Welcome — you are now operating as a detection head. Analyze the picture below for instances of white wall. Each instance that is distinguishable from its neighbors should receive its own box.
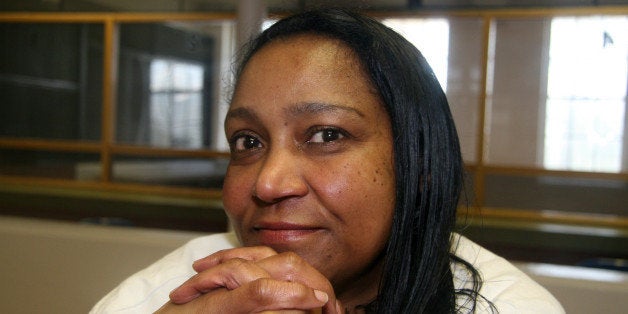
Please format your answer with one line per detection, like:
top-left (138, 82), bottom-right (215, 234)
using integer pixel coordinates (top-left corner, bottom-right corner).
top-left (487, 18), bottom-right (550, 167)
top-left (0, 216), bottom-right (203, 314)
top-left (516, 262), bottom-right (628, 314)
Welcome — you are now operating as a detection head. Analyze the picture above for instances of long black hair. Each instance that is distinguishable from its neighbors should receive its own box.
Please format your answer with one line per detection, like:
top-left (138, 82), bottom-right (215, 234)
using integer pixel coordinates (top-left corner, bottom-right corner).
top-left (233, 8), bottom-right (486, 313)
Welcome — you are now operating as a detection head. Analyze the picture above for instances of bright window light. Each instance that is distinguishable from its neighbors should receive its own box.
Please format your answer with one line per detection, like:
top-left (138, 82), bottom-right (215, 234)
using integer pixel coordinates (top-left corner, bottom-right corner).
top-left (544, 16), bottom-right (627, 173)
top-left (150, 59), bottom-right (204, 148)
top-left (263, 18), bottom-right (450, 91)
top-left (383, 18), bottom-right (450, 91)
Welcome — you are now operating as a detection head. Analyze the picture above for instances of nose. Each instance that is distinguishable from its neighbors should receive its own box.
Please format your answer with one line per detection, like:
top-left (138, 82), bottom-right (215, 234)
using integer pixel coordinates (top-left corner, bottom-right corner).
top-left (253, 147), bottom-right (308, 204)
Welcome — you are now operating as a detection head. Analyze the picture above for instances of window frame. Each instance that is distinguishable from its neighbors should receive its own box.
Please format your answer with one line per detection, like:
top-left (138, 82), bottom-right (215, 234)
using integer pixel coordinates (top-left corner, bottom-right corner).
top-left (0, 8), bottom-right (627, 230)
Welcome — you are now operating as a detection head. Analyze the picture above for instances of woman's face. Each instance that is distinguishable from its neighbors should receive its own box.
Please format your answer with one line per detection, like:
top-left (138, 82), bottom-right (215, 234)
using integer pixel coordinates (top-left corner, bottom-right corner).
top-left (222, 34), bottom-right (395, 291)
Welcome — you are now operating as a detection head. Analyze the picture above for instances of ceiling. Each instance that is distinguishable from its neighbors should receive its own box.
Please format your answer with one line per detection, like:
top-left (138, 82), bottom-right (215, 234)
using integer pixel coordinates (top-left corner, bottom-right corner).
top-left (2, 0), bottom-right (625, 12)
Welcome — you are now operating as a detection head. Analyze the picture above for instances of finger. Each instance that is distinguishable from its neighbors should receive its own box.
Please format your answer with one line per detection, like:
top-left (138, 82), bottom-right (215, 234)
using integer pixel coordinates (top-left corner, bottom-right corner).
top-left (162, 282), bottom-right (327, 314)
top-left (255, 252), bottom-right (340, 314)
top-left (223, 278), bottom-right (329, 313)
top-left (170, 258), bottom-right (270, 304)
top-left (192, 246), bottom-right (278, 273)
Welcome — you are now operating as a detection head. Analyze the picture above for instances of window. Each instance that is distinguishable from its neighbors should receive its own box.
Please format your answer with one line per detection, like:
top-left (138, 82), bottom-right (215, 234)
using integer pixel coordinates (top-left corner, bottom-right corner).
top-left (149, 59), bottom-right (205, 148)
top-left (382, 18), bottom-right (450, 91)
top-left (1, 9), bottom-right (627, 233)
top-left (0, 16), bottom-right (233, 232)
top-left (544, 16), bottom-right (628, 173)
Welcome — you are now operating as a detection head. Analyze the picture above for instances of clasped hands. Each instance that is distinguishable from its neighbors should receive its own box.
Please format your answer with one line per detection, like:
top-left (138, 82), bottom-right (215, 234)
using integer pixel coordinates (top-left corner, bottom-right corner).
top-left (155, 246), bottom-right (343, 313)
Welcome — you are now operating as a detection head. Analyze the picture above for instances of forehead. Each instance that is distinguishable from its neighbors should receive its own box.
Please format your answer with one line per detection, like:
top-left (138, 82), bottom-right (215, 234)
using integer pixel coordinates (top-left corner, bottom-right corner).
top-left (231, 34), bottom-right (380, 109)
top-left (250, 33), bottom-right (358, 71)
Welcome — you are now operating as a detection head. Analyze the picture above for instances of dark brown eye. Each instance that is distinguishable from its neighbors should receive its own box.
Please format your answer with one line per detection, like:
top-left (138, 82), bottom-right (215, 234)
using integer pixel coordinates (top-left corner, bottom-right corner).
top-left (310, 128), bottom-right (344, 143)
top-left (233, 135), bottom-right (261, 151)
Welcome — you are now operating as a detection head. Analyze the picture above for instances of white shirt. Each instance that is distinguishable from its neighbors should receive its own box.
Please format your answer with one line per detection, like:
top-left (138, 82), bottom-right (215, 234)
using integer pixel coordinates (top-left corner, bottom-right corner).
top-left (91, 233), bottom-right (564, 313)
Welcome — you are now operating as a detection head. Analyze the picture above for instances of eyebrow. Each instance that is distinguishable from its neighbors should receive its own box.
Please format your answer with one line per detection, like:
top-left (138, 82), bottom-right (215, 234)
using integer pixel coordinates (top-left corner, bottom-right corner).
top-left (287, 102), bottom-right (365, 118)
top-left (225, 102), bottom-right (366, 125)
top-left (225, 106), bottom-right (259, 122)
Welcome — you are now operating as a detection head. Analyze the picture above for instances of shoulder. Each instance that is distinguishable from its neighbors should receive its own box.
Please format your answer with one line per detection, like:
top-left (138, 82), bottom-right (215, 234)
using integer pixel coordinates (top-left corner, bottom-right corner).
top-left (90, 232), bottom-right (239, 314)
top-left (451, 233), bottom-right (565, 314)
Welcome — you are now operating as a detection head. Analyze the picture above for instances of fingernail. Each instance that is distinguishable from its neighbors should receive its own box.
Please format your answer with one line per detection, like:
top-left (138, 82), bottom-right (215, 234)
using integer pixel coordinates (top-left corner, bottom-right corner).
top-left (314, 290), bottom-right (328, 303)
top-left (169, 287), bottom-right (179, 298)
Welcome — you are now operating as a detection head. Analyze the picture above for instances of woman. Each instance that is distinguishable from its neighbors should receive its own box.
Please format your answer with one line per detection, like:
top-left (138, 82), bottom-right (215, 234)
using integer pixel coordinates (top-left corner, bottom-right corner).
top-left (92, 8), bottom-right (563, 313)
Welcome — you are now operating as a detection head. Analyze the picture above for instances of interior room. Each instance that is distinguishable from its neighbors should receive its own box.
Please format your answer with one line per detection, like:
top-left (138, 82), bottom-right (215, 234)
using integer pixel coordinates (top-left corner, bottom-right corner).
top-left (1, 0), bottom-right (627, 313)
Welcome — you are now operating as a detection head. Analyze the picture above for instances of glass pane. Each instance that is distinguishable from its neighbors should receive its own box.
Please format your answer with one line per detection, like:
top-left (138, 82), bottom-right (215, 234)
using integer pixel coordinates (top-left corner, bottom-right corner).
top-left (116, 21), bottom-right (233, 150)
top-left (109, 156), bottom-right (228, 189)
top-left (149, 91), bottom-right (204, 148)
top-left (383, 17), bottom-right (450, 91)
top-left (487, 16), bottom-right (628, 172)
top-left (0, 149), bottom-right (100, 180)
top-left (544, 16), bottom-right (627, 173)
top-left (484, 174), bottom-right (628, 216)
top-left (0, 23), bottom-right (103, 141)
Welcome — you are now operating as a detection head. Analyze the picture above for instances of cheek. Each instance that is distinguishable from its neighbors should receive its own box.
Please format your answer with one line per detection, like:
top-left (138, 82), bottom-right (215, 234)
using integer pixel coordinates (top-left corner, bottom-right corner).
top-left (318, 154), bottom-right (395, 229)
top-left (355, 165), bottom-right (395, 228)
top-left (221, 168), bottom-right (251, 220)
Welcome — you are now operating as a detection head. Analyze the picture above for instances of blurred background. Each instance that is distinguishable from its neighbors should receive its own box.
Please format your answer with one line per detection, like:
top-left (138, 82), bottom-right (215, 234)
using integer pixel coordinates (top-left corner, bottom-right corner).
top-left (0, 0), bottom-right (626, 313)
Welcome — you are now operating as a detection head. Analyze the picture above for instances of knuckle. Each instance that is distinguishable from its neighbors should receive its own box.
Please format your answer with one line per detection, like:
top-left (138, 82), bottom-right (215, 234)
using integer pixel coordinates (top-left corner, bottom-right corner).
top-left (257, 246), bottom-right (278, 255)
top-left (221, 258), bottom-right (259, 287)
top-left (211, 248), bottom-right (231, 261)
top-left (223, 257), bottom-right (249, 269)
top-left (248, 278), bottom-right (276, 306)
top-left (278, 251), bottom-right (304, 269)
top-left (246, 246), bottom-right (278, 260)
top-left (277, 252), bottom-right (304, 281)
